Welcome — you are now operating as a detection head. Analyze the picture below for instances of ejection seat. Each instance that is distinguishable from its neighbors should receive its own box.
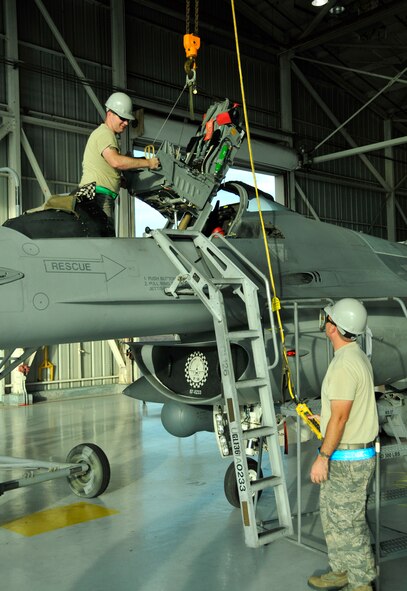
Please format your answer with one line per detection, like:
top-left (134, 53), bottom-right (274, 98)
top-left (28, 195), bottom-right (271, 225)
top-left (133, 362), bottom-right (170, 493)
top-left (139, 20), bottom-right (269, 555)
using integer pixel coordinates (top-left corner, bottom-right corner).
top-left (124, 98), bottom-right (245, 234)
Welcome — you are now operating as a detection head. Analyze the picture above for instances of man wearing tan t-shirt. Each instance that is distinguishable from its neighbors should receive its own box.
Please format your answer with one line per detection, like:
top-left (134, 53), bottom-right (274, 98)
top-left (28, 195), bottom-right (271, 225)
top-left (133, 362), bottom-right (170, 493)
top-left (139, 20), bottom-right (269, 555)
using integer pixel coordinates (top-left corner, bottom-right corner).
top-left (308, 298), bottom-right (378, 591)
top-left (80, 92), bottom-right (159, 230)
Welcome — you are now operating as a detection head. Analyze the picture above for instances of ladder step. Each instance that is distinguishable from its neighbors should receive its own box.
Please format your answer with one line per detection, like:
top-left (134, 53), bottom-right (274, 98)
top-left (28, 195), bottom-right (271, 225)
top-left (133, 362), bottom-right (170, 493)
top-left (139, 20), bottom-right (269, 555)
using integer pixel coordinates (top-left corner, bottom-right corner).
top-left (236, 378), bottom-right (268, 390)
top-left (380, 443), bottom-right (407, 460)
top-left (367, 486), bottom-right (407, 508)
top-left (242, 426), bottom-right (275, 440)
top-left (250, 475), bottom-right (283, 493)
top-left (257, 526), bottom-right (292, 546)
top-left (373, 535), bottom-right (407, 559)
top-left (211, 278), bottom-right (244, 285)
top-left (227, 330), bottom-right (261, 340)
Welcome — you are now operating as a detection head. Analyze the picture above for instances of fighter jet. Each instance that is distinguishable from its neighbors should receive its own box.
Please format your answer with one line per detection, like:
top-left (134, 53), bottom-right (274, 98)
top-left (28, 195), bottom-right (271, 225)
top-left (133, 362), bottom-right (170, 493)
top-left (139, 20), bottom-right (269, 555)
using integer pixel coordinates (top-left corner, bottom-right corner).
top-left (1, 99), bottom-right (407, 504)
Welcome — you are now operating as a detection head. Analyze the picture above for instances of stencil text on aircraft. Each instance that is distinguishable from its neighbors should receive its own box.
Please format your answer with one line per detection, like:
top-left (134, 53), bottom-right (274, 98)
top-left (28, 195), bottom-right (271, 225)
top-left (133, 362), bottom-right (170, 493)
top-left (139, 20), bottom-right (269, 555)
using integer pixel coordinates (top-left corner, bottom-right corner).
top-left (43, 256), bottom-right (125, 281)
top-left (144, 275), bottom-right (174, 291)
top-left (48, 261), bottom-right (91, 272)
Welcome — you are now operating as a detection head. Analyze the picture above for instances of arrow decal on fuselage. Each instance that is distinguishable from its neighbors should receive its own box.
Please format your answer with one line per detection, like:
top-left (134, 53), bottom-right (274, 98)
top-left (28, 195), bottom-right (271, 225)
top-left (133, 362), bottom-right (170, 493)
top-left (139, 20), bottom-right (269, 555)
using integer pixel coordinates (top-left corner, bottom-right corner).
top-left (43, 255), bottom-right (126, 281)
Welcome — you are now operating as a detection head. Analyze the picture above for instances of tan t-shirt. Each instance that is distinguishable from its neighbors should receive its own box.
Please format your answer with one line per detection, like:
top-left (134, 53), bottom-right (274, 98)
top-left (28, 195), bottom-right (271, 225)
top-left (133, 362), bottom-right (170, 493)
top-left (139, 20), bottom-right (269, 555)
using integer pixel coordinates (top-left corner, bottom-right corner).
top-left (320, 341), bottom-right (378, 443)
top-left (80, 123), bottom-right (120, 193)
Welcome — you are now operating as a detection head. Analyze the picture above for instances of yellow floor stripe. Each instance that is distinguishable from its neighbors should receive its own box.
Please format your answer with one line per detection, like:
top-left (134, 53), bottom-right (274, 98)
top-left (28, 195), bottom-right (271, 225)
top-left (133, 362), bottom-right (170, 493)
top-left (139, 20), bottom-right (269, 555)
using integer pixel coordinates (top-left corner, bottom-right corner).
top-left (2, 502), bottom-right (119, 537)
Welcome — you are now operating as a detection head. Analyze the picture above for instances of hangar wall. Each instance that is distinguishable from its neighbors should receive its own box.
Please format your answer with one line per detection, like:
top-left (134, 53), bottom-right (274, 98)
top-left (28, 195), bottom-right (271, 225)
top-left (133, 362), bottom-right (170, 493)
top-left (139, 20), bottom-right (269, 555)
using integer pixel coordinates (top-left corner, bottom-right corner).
top-left (1, 0), bottom-right (407, 394)
top-left (1, 1), bottom-right (406, 236)
top-left (291, 64), bottom-right (407, 240)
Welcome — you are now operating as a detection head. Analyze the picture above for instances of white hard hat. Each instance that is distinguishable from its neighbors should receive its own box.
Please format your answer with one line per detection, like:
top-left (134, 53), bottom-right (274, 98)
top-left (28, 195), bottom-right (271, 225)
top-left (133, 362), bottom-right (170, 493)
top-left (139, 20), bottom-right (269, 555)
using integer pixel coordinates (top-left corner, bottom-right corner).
top-left (105, 92), bottom-right (135, 120)
top-left (324, 298), bottom-right (367, 339)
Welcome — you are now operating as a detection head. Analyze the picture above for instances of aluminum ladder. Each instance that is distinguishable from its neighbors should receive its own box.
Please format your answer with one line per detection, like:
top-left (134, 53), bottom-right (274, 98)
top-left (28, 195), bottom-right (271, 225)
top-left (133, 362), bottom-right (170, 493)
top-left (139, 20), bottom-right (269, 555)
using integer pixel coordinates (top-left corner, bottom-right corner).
top-left (151, 228), bottom-right (293, 548)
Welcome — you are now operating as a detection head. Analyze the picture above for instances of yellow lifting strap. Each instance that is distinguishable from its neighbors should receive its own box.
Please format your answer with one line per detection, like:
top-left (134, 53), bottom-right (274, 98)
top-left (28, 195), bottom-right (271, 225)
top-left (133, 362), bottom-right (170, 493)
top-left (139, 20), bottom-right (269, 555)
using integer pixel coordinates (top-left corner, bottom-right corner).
top-left (144, 144), bottom-right (155, 159)
top-left (230, 0), bottom-right (322, 439)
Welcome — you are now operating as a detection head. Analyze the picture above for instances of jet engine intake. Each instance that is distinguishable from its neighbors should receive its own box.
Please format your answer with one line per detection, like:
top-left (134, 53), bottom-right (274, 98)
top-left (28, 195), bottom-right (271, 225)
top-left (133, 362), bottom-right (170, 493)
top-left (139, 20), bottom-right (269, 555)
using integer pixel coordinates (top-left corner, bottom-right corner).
top-left (126, 340), bottom-right (251, 404)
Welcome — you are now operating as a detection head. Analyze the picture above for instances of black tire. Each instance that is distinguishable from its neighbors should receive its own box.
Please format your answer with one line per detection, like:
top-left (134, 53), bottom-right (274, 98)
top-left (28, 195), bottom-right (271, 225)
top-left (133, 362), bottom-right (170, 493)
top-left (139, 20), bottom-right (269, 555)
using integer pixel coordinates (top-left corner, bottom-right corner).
top-left (66, 443), bottom-right (110, 498)
top-left (224, 457), bottom-right (263, 508)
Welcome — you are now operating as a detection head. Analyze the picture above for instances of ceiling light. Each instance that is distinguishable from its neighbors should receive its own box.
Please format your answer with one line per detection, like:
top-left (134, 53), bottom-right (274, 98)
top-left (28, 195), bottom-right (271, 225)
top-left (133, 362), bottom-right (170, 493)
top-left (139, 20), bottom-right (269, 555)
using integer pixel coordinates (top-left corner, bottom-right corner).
top-left (330, 4), bottom-right (345, 15)
top-left (312, 0), bottom-right (329, 6)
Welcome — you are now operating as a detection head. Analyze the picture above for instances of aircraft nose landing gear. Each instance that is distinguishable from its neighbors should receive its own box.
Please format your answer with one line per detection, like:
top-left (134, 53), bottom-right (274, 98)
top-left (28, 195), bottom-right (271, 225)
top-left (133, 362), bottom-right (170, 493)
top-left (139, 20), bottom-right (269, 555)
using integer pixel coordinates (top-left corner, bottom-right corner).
top-left (224, 457), bottom-right (263, 508)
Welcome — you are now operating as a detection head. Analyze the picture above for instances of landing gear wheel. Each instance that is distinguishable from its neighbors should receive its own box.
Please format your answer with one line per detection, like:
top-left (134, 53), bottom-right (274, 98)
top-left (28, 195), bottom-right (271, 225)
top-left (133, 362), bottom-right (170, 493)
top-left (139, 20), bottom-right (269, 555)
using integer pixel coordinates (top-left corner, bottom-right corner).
top-left (66, 443), bottom-right (110, 498)
top-left (224, 457), bottom-right (263, 508)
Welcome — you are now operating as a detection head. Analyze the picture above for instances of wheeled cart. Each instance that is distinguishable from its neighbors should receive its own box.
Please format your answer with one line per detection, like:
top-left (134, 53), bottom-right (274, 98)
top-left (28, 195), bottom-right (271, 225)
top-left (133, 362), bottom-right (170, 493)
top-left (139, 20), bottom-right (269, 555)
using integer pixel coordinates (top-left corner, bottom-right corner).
top-left (0, 443), bottom-right (110, 499)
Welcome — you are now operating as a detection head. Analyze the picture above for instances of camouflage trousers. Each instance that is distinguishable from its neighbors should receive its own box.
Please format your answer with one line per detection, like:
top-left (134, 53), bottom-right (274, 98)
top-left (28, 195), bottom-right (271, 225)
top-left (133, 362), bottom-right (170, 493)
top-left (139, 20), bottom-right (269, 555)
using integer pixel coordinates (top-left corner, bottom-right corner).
top-left (320, 456), bottom-right (376, 587)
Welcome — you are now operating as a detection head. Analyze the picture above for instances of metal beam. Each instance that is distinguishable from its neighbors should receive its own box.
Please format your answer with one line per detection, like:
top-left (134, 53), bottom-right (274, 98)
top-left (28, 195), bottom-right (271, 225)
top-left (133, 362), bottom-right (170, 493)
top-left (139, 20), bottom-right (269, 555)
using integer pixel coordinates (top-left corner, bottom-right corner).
top-left (0, 167), bottom-right (21, 216)
top-left (107, 339), bottom-right (132, 385)
top-left (227, 0), bottom-right (285, 45)
top-left (5, 0), bottom-right (21, 218)
top-left (295, 169), bottom-right (391, 195)
top-left (110, 0), bottom-right (134, 238)
top-left (396, 200), bottom-right (407, 228)
top-left (111, 0), bottom-right (126, 88)
top-left (298, 1), bottom-right (335, 41)
top-left (21, 114), bottom-right (93, 135)
top-left (395, 173), bottom-right (407, 192)
top-left (295, 56), bottom-right (407, 88)
top-left (313, 64), bottom-right (407, 153)
top-left (279, 53), bottom-right (295, 210)
top-left (33, 0), bottom-right (105, 119)
top-left (295, 182), bottom-right (320, 221)
top-left (312, 135), bottom-right (407, 164)
top-left (0, 121), bottom-right (14, 143)
top-left (293, 55), bottom-right (407, 136)
top-left (109, 0), bottom-right (135, 382)
top-left (0, 109), bottom-right (95, 135)
top-left (280, 53), bottom-right (293, 136)
top-left (292, 62), bottom-right (390, 192)
top-left (384, 120), bottom-right (396, 242)
top-left (20, 130), bottom-right (51, 199)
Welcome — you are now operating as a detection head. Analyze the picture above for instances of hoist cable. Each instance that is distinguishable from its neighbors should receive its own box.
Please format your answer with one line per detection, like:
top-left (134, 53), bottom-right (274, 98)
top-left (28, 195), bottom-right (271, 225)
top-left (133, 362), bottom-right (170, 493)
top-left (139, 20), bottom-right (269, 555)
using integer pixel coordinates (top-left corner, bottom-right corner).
top-left (185, 0), bottom-right (199, 34)
top-left (230, 0), bottom-right (321, 439)
top-left (152, 83), bottom-right (188, 148)
top-left (185, 0), bottom-right (199, 35)
top-left (184, 0), bottom-right (200, 120)
top-left (194, 0), bottom-right (199, 35)
top-left (186, 0), bottom-right (190, 33)
top-left (153, 0), bottom-right (200, 145)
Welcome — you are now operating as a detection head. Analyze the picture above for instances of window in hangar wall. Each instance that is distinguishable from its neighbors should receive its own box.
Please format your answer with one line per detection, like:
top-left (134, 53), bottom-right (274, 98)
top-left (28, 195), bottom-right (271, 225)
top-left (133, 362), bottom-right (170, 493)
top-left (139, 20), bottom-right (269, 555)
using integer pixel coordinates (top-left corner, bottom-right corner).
top-left (131, 150), bottom-right (276, 236)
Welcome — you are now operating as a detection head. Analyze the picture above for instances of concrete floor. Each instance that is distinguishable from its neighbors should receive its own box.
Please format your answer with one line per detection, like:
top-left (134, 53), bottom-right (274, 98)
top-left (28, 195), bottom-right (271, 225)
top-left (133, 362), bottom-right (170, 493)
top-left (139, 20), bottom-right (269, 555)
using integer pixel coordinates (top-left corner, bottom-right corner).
top-left (0, 393), bottom-right (405, 591)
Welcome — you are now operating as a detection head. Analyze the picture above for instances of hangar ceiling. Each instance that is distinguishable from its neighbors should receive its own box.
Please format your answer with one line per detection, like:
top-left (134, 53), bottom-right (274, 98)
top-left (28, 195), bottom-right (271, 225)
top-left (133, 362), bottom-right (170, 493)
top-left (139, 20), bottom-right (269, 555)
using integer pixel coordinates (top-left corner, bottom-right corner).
top-left (138, 0), bottom-right (407, 124)
top-left (125, 0), bottom-right (407, 241)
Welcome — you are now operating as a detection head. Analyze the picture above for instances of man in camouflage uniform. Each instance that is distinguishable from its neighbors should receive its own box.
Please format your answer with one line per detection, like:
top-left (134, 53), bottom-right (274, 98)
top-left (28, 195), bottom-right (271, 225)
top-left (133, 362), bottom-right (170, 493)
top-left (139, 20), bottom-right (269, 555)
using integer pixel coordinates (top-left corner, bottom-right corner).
top-left (308, 299), bottom-right (379, 591)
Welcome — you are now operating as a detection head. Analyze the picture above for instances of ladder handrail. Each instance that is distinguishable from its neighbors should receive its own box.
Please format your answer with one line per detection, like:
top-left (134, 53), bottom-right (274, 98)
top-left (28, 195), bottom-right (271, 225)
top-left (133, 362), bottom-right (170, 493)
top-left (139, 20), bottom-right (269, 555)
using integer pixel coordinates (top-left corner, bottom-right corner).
top-left (280, 295), bottom-right (407, 312)
top-left (208, 232), bottom-right (280, 369)
top-left (281, 295), bottom-right (407, 398)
